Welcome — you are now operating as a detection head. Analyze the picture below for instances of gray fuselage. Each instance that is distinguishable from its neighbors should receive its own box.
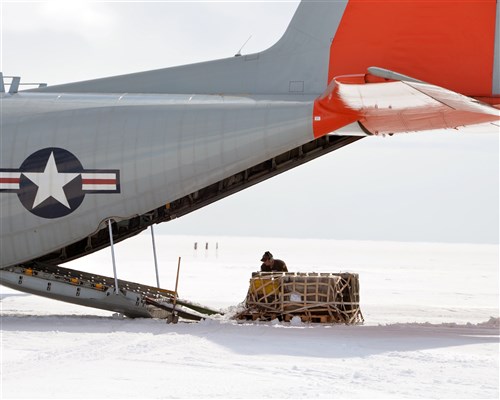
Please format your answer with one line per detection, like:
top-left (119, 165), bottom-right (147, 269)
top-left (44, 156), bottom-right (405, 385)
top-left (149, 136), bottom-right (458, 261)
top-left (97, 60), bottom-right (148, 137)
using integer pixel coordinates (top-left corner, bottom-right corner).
top-left (0, 92), bottom-right (315, 267)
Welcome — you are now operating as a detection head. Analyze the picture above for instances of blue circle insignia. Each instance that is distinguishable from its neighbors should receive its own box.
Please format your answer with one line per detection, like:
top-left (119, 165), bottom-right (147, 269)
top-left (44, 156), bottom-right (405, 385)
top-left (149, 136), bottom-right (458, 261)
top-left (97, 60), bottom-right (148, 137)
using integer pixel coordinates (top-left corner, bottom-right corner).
top-left (17, 148), bottom-right (85, 219)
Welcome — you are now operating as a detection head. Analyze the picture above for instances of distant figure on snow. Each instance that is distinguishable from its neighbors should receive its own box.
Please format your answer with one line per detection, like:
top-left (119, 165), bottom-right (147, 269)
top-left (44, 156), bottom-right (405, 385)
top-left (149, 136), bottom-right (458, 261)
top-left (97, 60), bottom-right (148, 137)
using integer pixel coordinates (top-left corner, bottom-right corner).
top-left (260, 251), bottom-right (288, 272)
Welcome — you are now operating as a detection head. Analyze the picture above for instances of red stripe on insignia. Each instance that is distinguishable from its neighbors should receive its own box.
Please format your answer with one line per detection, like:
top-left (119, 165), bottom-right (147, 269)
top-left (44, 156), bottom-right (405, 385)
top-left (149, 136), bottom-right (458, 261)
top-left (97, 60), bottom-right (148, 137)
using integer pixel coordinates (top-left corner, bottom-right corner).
top-left (0, 178), bottom-right (20, 183)
top-left (82, 179), bottom-right (116, 185)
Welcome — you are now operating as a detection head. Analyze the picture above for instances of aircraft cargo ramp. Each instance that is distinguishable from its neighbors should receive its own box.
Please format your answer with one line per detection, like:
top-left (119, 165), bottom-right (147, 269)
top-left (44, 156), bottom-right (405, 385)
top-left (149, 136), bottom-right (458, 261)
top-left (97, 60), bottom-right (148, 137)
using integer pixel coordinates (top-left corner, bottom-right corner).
top-left (0, 263), bottom-right (220, 320)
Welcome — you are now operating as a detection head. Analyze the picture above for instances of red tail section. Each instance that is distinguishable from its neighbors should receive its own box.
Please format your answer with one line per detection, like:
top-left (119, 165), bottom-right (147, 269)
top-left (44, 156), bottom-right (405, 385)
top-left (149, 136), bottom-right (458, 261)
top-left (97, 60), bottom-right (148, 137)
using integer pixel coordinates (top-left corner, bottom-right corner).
top-left (327, 0), bottom-right (497, 97)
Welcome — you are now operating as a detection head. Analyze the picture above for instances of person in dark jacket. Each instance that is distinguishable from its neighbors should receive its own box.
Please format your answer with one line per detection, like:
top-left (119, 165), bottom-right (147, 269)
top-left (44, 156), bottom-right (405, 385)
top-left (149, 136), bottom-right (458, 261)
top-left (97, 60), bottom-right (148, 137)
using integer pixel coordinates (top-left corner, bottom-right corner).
top-left (260, 251), bottom-right (288, 272)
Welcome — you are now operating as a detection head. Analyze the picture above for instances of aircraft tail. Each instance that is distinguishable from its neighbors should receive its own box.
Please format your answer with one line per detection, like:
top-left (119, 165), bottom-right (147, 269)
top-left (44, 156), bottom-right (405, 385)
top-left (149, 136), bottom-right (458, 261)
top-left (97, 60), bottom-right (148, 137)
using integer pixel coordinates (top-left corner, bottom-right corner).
top-left (34, 0), bottom-right (499, 100)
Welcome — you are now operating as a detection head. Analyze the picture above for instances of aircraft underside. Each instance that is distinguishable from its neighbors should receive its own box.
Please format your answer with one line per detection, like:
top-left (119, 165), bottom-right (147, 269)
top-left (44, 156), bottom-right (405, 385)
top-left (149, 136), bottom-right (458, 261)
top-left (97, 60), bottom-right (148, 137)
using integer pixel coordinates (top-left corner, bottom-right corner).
top-left (29, 133), bottom-right (362, 267)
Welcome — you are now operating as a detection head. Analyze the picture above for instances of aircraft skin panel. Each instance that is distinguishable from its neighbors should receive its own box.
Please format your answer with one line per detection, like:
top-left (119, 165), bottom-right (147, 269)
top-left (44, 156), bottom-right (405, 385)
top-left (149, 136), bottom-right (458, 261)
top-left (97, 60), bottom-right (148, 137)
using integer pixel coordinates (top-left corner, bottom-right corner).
top-left (0, 93), bottom-right (314, 267)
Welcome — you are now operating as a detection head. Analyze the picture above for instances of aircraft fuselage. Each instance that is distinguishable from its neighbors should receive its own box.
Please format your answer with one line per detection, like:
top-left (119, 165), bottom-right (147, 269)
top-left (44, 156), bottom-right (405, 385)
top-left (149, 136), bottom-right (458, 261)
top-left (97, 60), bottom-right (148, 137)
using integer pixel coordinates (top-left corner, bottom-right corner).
top-left (0, 92), bottom-right (314, 267)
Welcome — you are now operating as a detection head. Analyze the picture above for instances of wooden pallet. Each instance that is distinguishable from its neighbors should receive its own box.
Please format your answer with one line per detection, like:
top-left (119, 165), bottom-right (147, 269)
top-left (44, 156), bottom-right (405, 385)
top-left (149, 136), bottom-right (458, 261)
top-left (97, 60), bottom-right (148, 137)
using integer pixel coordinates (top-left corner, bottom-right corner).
top-left (236, 272), bottom-right (364, 324)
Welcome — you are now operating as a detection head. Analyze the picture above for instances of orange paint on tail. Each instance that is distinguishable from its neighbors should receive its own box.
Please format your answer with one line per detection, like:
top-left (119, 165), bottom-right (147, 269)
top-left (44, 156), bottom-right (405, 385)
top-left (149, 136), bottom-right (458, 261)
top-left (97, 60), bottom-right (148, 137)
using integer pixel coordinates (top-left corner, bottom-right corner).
top-left (328, 0), bottom-right (497, 97)
top-left (312, 76), bottom-right (367, 138)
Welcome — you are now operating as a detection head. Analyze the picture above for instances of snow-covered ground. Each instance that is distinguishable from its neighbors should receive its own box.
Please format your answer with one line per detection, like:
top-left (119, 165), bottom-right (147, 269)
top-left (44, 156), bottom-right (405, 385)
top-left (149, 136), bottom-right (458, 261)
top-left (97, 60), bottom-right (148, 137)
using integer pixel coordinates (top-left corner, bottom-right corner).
top-left (1, 235), bottom-right (499, 399)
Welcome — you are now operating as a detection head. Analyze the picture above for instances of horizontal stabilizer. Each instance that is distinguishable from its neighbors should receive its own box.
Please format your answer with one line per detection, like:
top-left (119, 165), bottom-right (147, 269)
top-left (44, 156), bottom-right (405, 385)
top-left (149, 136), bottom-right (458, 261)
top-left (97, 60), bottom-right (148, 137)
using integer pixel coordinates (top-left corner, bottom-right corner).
top-left (313, 68), bottom-right (500, 137)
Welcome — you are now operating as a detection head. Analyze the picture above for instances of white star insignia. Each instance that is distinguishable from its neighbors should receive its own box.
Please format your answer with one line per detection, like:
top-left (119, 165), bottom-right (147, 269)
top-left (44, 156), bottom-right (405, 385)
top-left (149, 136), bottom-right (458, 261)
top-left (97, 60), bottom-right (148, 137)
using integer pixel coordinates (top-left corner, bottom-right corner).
top-left (23, 152), bottom-right (79, 209)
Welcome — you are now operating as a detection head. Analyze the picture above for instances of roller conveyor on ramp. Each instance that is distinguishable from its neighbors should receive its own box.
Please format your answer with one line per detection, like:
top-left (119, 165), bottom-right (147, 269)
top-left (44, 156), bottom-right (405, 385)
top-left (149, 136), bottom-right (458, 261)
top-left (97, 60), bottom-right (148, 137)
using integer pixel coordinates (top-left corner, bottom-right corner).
top-left (0, 262), bottom-right (220, 321)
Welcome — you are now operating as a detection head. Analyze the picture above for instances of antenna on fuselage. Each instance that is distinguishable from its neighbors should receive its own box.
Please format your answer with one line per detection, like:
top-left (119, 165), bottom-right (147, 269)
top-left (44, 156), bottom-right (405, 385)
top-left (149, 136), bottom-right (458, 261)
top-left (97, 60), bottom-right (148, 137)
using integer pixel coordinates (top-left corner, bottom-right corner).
top-left (234, 35), bottom-right (252, 57)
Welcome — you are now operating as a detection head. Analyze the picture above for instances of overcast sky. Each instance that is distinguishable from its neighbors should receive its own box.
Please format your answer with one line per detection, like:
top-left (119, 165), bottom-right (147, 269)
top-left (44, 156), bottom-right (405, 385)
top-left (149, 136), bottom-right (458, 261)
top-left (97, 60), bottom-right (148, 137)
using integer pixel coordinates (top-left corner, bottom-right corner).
top-left (1, 1), bottom-right (498, 244)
